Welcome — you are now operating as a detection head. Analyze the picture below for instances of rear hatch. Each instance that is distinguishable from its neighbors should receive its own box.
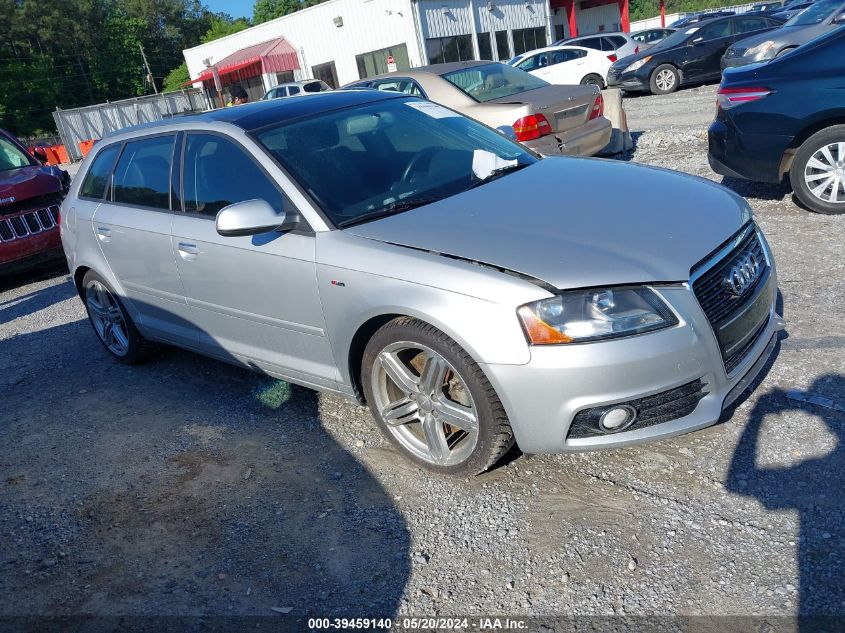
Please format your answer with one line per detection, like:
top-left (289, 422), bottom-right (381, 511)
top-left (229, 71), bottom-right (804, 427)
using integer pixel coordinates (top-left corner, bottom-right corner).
top-left (488, 84), bottom-right (598, 134)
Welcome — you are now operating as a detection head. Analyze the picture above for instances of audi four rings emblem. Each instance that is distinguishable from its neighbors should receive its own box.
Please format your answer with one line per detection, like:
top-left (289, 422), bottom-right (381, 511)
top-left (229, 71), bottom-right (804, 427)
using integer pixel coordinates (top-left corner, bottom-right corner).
top-left (726, 252), bottom-right (762, 296)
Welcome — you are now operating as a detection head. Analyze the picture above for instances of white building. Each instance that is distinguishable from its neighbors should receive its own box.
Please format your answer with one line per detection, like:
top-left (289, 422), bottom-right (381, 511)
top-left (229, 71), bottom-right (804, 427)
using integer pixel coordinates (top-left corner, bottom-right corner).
top-left (182, 0), bottom-right (630, 101)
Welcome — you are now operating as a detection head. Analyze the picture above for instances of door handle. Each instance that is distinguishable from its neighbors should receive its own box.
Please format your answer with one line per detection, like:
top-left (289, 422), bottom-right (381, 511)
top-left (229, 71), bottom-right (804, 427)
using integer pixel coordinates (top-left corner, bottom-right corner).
top-left (96, 226), bottom-right (111, 241)
top-left (177, 242), bottom-right (198, 258)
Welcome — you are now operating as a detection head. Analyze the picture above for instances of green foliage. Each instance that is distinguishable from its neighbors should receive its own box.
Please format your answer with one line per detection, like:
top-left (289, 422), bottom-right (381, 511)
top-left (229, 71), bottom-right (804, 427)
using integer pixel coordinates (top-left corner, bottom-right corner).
top-left (0, 0), bottom-right (215, 136)
top-left (163, 62), bottom-right (191, 92)
top-left (253, 0), bottom-right (300, 24)
top-left (253, 0), bottom-right (330, 25)
top-left (630, 0), bottom-right (755, 22)
top-left (201, 14), bottom-right (251, 43)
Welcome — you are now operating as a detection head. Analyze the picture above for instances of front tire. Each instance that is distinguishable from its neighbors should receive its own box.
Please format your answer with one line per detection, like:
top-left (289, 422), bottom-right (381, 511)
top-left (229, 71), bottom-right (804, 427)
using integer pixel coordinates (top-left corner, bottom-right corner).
top-left (82, 270), bottom-right (157, 364)
top-left (580, 73), bottom-right (605, 89)
top-left (361, 317), bottom-right (514, 476)
top-left (789, 125), bottom-right (845, 215)
top-left (649, 64), bottom-right (679, 95)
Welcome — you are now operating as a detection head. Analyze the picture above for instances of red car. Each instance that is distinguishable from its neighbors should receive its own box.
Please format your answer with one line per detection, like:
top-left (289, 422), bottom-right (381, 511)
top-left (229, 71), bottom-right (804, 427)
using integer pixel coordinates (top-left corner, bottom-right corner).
top-left (0, 128), bottom-right (69, 274)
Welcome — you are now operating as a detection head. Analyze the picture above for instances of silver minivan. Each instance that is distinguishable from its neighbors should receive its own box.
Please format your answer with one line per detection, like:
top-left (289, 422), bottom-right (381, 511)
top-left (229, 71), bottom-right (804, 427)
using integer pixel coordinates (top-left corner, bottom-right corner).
top-left (62, 90), bottom-right (783, 475)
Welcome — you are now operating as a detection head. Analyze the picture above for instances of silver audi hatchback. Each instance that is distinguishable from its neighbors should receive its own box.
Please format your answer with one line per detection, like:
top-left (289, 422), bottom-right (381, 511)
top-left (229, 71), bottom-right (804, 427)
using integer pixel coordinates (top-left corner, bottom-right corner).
top-left (61, 90), bottom-right (783, 475)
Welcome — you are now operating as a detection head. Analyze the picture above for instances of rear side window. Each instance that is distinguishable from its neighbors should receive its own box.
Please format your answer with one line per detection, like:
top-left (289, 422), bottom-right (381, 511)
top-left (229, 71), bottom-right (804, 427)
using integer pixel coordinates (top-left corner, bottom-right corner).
top-left (182, 134), bottom-right (285, 218)
top-left (734, 17), bottom-right (769, 32)
top-left (80, 144), bottom-right (120, 199)
top-left (111, 136), bottom-right (174, 209)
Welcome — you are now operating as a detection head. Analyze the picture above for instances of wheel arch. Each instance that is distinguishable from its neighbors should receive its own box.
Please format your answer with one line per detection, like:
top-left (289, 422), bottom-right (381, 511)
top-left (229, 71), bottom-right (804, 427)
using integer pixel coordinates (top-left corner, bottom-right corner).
top-left (73, 265), bottom-right (91, 299)
top-left (779, 115), bottom-right (845, 179)
top-left (344, 304), bottom-right (525, 407)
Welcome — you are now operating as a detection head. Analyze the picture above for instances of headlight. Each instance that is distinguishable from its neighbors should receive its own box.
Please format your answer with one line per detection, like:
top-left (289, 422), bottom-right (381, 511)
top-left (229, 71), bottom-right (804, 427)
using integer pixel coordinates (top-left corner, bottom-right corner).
top-left (746, 41), bottom-right (776, 60)
top-left (625, 56), bottom-right (652, 72)
top-left (517, 287), bottom-right (678, 345)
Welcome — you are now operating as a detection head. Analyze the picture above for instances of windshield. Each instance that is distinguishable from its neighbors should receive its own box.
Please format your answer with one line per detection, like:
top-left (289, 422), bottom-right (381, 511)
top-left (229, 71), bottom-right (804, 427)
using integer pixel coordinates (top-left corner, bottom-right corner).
top-left (651, 25), bottom-right (701, 49)
top-left (0, 136), bottom-right (34, 172)
top-left (785, 0), bottom-right (842, 24)
top-left (441, 63), bottom-right (548, 103)
top-left (255, 98), bottom-right (536, 226)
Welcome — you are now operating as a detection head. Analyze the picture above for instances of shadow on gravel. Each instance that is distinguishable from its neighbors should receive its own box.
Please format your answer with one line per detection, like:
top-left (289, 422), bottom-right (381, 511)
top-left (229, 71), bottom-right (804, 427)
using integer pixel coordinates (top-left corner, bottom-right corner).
top-left (0, 273), bottom-right (75, 325)
top-left (720, 176), bottom-right (792, 202)
top-left (0, 310), bottom-right (411, 626)
top-left (0, 261), bottom-right (67, 294)
top-left (727, 374), bottom-right (845, 626)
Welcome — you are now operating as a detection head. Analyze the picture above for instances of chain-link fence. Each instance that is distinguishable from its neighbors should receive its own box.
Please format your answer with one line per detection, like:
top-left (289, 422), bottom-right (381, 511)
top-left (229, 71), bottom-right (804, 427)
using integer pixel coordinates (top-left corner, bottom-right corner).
top-left (52, 89), bottom-right (211, 162)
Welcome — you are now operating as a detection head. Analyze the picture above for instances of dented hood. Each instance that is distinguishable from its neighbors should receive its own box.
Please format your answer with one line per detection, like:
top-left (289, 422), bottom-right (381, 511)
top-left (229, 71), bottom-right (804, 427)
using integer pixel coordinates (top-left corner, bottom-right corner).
top-left (343, 157), bottom-right (751, 290)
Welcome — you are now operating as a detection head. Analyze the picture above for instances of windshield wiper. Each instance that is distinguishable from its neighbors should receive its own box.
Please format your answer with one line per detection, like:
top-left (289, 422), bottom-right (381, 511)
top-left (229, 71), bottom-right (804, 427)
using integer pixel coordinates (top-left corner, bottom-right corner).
top-left (466, 163), bottom-right (531, 190)
top-left (337, 196), bottom-right (445, 228)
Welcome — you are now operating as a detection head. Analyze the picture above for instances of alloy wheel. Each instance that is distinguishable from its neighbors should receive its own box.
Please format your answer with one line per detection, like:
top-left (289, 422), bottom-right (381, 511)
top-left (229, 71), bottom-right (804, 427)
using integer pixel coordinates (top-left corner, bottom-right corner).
top-left (371, 341), bottom-right (479, 467)
top-left (85, 280), bottom-right (130, 356)
top-left (655, 69), bottom-right (675, 92)
top-left (803, 142), bottom-right (845, 204)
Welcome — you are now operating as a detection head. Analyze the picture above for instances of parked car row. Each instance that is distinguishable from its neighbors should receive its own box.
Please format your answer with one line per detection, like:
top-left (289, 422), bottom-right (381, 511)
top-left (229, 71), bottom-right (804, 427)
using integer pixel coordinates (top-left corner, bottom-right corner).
top-left (60, 88), bottom-right (783, 474)
top-left (608, 14), bottom-right (786, 94)
top-left (606, 0), bottom-right (844, 95)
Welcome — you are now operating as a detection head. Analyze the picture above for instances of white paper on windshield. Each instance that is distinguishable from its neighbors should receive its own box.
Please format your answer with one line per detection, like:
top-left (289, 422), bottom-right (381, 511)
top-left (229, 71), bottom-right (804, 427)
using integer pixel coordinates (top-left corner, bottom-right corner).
top-left (405, 101), bottom-right (460, 118)
top-left (472, 150), bottom-right (518, 180)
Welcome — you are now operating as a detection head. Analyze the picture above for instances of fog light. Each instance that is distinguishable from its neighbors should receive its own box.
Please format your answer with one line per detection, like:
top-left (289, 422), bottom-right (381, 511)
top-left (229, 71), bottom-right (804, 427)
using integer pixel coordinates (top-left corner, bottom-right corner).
top-left (598, 405), bottom-right (637, 432)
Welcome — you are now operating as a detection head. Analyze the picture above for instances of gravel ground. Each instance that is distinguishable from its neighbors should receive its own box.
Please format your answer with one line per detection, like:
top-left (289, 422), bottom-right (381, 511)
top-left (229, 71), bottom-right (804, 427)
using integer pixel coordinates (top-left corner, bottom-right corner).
top-left (2, 86), bottom-right (844, 628)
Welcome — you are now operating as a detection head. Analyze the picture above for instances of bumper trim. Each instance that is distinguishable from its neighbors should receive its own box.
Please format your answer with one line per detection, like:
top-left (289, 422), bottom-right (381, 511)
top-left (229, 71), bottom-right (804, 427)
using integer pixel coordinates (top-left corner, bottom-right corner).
top-left (723, 316), bottom-right (784, 409)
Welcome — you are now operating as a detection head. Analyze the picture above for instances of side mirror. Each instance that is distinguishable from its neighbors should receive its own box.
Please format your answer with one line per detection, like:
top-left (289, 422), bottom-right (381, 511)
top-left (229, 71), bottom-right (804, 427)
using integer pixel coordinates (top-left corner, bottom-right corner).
top-left (496, 125), bottom-right (517, 141)
top-left (33, 147), bottom-right (48, 164)
top-left (216, 199), bottom-right (298, 237)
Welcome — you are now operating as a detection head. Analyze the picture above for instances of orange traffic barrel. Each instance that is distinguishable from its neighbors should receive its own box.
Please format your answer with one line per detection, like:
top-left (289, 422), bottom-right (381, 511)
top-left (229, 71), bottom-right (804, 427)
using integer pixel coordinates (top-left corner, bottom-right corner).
top-left (54, 145), bottom-right (69, 164)
top-left (79, 140), bottom-right (95, 157)
top-left (43, 147), bottom-right (61, 166)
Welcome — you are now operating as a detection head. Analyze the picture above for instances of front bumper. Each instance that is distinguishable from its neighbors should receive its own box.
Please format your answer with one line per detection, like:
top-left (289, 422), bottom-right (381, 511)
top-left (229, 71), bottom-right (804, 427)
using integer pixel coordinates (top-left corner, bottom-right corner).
top-left (481, 267), bottom-right (782, 454)
top-left (607, 66), bottom-right (652, 92)
top-left (524, 116), bottom-right (612, 157)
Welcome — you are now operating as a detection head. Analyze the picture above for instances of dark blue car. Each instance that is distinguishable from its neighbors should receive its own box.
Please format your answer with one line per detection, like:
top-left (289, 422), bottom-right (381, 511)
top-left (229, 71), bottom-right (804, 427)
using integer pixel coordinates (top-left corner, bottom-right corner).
top-left (708, 27), bottom-right (845, 214)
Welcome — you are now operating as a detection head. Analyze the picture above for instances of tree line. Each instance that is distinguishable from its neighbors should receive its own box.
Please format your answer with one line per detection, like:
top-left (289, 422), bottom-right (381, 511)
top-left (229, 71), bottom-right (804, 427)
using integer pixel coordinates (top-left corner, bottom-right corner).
top-left (0, 0), bottom-right (329, 137)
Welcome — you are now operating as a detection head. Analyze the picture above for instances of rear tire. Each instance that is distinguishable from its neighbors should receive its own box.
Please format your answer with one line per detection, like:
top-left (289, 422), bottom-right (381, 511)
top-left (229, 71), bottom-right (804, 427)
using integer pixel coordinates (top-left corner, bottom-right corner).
top-left (580, 73), bottom-right (605, 89)
top-left (361, 317), bottom-right (514, 476)
top-left (649, 64), bottom-right (679, 95)
top-left (789, 125), bottom-right (845, 215)
top-left (82, 270), bottom-right (158, 364)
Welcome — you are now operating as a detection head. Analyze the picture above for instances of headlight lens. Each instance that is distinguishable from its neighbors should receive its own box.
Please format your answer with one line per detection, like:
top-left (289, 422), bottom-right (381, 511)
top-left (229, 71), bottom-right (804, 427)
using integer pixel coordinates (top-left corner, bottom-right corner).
top-left (746, 41), bottom-right (776, 60)
top-left (517, 287), bottom-right (678, 345)
top-left (625, 56), bottom-right (652, 72)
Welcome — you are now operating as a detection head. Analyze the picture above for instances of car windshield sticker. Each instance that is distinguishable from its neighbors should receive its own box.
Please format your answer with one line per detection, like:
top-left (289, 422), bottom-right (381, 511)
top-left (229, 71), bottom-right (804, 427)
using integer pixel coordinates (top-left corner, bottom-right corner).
top-left (405, 101), bottom-right (460, 118)
top-left (472, 149), bottom-right (518, 180)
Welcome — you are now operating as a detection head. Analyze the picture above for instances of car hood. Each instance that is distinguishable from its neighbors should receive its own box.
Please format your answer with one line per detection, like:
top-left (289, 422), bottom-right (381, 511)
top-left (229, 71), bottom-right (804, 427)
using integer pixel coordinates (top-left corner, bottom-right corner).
top-left (0, 165), bottom-right (63, 213)
top-left (343, 158), bottom-right (751, 290)
top-left (732, 23), bottom-right (820, 50)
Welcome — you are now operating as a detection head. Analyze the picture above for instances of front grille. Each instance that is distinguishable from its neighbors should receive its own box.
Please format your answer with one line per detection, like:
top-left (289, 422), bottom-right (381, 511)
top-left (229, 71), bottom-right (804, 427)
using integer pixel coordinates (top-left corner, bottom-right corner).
top-left (0, 205), bottom-right (60, 243)
top-left (692, 224), bottom-right (772, 374)
top-left (568, 379), bottom-right (708, 439)
top-left (693, 228), bottom-right (766, 323)
top-left (724, 319), bottom-right (768, 374)
top-left (0, 192), bottom-right (62, 216)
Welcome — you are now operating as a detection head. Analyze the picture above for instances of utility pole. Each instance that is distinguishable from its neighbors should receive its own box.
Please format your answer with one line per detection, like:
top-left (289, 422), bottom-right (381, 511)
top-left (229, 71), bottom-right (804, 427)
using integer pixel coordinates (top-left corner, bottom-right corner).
top-left (139, 43), bottom-right (159, 94)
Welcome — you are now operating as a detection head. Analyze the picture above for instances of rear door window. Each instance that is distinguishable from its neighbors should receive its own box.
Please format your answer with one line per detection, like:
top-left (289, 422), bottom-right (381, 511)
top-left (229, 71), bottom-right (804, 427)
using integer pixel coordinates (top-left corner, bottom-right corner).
top-left (607, 36), bottom-right (628, 48)
top-left (111, 135), bottom-right (175, 210)
top-left (578, 37), bottom-right (602, 50)
top-left (182, 134), bottom-right (285, 218)
top-left (80, 144), bottom-right (120, 200)
top-left (289, 86), bottom-right (301, 95)
top-left (734, 17), bottom-right (769, 32)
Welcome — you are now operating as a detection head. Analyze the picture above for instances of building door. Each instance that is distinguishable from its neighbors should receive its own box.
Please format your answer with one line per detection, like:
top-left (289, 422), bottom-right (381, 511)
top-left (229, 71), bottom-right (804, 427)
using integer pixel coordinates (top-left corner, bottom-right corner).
top-left (312, 61), bottom-right (339, 88)
top-left (355, 44), bottom-right (410, 79)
